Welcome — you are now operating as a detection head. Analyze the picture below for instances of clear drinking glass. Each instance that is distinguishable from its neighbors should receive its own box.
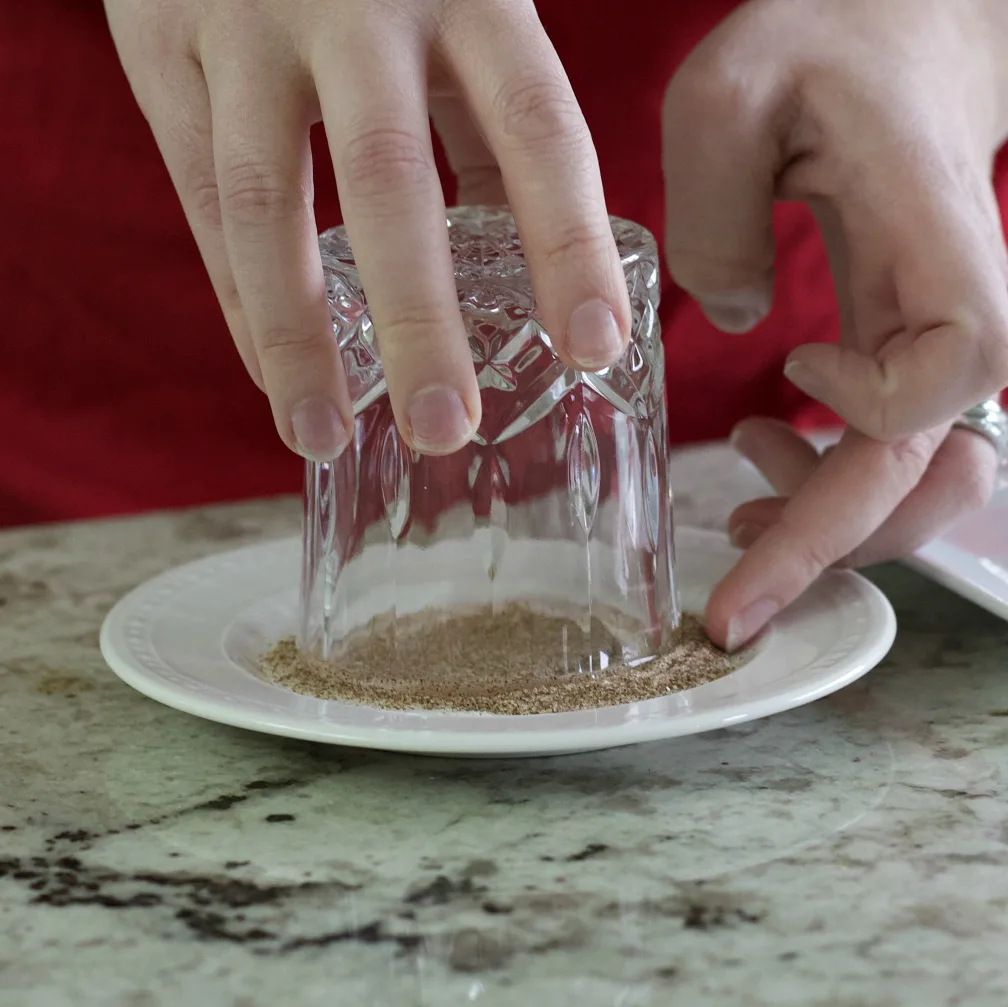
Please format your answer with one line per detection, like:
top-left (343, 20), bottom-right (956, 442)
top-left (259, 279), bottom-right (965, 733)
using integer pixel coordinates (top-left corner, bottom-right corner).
top-left (299, 207), bottom-right (678, 677)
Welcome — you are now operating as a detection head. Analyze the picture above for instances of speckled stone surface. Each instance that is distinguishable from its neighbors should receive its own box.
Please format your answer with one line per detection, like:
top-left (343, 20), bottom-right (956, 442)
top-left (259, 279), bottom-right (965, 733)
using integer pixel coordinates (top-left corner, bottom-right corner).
top-left (1, 446), bottom-right (1007, 1007)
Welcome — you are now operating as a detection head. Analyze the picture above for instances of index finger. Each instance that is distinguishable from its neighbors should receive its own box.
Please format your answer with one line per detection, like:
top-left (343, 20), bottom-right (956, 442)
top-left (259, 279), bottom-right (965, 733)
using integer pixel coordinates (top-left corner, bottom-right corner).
top-left (705, 426), bottom-right (945, 650)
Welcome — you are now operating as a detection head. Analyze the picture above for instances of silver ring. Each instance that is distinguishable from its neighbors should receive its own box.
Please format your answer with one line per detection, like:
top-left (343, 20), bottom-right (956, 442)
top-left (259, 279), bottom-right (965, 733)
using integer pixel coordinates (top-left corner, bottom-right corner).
top-left (953, 397), bottom-right (1008, 465)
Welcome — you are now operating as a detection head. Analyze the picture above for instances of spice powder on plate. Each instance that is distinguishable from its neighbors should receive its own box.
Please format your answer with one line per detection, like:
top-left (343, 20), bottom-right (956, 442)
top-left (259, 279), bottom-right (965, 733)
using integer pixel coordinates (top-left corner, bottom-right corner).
top-left (259, 604), bottom-right (742, 716)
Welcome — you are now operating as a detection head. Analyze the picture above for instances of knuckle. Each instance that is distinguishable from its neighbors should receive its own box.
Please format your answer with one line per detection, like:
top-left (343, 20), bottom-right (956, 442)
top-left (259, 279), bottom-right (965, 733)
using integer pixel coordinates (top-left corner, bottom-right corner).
top-left (866, 364), bottom-right (924, 442)
top-left (540, 224), bottom-right (615, 269)
top-left (492, 74), bottom-right (585, 147)
top-left (886, 432), bottom-right (936, 482)
top-left (218, 155), bottom-right (303, 224)
top-left (665, 48), bottom-right (763, 131)
top-left (375, 310), bottom-right (456, 359)
top-left (959, 461), bottom-right (996, 512)
top-left (339, 126), bottom-right (434, 201)
top-left (789, 534), bottom-right (840, 583)
top-left (182, 167), bottom-right (224, 231)
top-left (255, 324), bottom-right (326, 363)
top-left (773, 516), bottom-right (839, 582)
top-left (950, 434), bottom-right (998, 511)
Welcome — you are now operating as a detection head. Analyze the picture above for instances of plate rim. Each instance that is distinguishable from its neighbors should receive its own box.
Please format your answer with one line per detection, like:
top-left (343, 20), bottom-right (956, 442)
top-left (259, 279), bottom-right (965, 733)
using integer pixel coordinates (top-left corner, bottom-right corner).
top-left (99, 527), bottom-right (897, 756)
top-left (905, 544), bottom-right (1008, 622)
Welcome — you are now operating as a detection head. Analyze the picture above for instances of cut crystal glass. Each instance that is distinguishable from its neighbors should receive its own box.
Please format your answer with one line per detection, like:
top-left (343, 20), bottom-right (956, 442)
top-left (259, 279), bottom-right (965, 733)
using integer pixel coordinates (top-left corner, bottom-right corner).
top-left (300, 207), bottom-right (679, 676)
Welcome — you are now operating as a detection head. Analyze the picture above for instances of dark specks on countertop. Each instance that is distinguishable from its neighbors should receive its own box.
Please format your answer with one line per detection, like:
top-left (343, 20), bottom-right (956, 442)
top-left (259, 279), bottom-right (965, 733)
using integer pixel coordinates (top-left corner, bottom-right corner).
top-left (281, 921), bottom-right (423, 956)
top-left (597, 885), bottom-right (766, 932)
top-left (566, 843), bottom-right (609, 862)
top-left (195, 794), bottom-right (248, 812)
top-left (244, 779), bottom-right (300, 791)
top-left (405, 872), bottom-right (488, 907)
top-left (480, 901), bottom-right (513, 915)
top-left (0, 851), bottom-right (360, 947)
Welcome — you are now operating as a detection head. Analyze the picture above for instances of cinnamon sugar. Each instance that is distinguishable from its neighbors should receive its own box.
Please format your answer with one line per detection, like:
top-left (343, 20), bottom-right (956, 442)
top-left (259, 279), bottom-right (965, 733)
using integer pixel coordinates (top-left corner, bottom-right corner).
top-left (259, 605), bottom-right (739, 715)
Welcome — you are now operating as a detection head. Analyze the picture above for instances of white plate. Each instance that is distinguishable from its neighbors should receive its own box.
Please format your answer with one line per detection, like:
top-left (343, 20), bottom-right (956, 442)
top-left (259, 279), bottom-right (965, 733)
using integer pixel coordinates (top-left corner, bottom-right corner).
top-left (100, 528), bottom-right (895, 757)
top-left (906, 474), bottom-right (1008, 621)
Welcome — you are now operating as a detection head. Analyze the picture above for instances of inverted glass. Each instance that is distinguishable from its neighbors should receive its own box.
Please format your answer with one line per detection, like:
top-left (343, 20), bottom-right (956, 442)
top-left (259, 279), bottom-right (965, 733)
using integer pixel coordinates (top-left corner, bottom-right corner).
top-left (300, 207), bottom-right (679, 678)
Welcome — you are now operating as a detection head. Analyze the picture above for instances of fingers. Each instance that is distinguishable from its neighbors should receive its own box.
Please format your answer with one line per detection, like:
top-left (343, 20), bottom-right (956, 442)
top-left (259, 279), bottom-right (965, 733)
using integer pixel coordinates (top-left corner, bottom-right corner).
top-left (784, 137), bottom-right (1008, 438)
top-left (201, 43), bottom-right (353, 461)
top-left (843, 428), bottom-right (998, 566)
top-left (438, 0), bottom-right (631, 370)
top-left (707, 426), bottom-right (944, 650)
top-left (429, 42), bottom-right (505, 204)
top-left (727, 498), bottom-right (786, 550)
top-left (138, 56), bottom-right (265, 391)
top-left (727, 427), bottom-right (997, 568)
top-left (729, 418), bottom-right (819, 495)
top-left (312, 18), bottom-right (480, 455)
top-left (660, 21), bottom-right (780, 332)
top-left (428, 92), bottom-right (507, 206)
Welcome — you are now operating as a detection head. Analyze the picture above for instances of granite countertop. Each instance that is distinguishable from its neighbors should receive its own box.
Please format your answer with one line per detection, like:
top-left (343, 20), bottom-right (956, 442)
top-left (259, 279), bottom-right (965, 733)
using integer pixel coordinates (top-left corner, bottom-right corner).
top-left (1, 446), bottom-right (1007, 1007)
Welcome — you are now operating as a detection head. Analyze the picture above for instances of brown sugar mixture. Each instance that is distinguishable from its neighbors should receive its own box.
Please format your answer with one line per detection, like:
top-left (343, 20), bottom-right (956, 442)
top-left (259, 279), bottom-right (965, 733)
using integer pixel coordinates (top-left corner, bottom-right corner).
top-left (259, 604), bottom-right (742, 715)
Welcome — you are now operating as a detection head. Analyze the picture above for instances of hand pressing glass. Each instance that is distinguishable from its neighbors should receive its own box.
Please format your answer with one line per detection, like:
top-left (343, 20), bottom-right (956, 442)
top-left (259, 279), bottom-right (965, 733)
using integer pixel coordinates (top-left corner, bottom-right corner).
top-left (104, 0), bottom-right (632, 459)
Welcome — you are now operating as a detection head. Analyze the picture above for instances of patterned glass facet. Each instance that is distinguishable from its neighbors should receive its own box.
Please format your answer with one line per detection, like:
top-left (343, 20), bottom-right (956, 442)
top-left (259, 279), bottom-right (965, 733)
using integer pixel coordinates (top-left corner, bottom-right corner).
top-left (300, 207), bottom-right (679, 674)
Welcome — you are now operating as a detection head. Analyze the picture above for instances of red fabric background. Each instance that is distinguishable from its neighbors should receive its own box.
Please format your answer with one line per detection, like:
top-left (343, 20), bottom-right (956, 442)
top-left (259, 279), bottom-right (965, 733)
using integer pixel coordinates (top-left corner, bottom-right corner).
top-left (1, 1), bottom-right (1005, 527)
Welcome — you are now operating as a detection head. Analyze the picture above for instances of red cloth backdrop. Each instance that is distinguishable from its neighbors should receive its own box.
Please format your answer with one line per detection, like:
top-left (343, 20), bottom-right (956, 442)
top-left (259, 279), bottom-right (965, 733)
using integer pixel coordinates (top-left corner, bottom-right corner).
top-left (1, 1), bottom-right (1005, 526)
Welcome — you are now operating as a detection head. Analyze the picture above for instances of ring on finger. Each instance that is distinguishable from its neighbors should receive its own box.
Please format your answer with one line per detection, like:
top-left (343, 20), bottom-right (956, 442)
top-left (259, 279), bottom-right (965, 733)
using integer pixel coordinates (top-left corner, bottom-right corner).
top-left (953, 398), bottom-right (1008, 466)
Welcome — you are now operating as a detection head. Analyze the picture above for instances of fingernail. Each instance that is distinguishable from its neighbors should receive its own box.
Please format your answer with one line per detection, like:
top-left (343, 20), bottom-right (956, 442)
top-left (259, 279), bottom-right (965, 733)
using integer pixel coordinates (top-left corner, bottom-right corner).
top-left (408, 386), bottom-right (474, 454)
top-left (728, 423), bottom-right (755, 458)
top-left (784, 359), bottom-right (822, 398)
top-left (698, 288), bottom-right (770, 333)
top-left (566, 300), bottom-right (624, 370)
top-left (291, 396), bottom-right (351, 462)
top-left (729, 521), bottom-right (764, 550)
top-left (725, 598), bottom-right (780, 653)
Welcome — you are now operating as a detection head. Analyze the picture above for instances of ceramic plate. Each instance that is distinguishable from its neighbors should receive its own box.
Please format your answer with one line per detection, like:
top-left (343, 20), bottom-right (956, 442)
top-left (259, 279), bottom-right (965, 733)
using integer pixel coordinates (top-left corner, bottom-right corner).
top-left (99, 528), bottom-right (895, 757)
top-left (905, 474), bottom-right (1008, 621)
